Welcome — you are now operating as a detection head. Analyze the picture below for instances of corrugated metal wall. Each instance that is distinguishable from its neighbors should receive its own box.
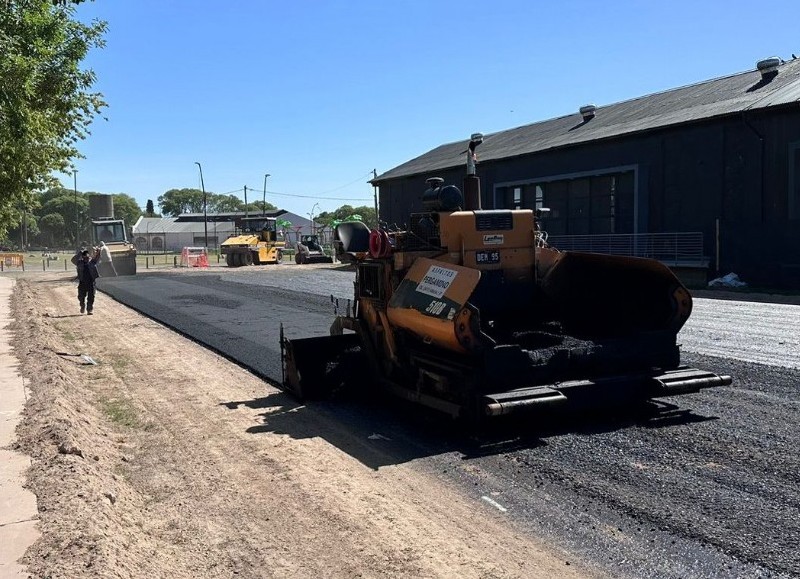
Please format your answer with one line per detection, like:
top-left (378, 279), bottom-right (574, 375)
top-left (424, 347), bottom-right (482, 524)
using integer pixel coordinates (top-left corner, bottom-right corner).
top-left (377, 107), bottom-right (800, 288)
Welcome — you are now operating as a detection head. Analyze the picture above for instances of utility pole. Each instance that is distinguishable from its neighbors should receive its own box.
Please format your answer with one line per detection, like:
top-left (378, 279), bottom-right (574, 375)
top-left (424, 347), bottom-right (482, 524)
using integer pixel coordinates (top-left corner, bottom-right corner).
top-left (195, 162), bottom-right (208, 249)
top-left (244, 185), bottom-right (248, 219)
top-left (263, 173), bottom-right (270, 216)
top-left (73, 169), bottom-right (79, 249)
top-left (372, 168), bottom-right (378, 227)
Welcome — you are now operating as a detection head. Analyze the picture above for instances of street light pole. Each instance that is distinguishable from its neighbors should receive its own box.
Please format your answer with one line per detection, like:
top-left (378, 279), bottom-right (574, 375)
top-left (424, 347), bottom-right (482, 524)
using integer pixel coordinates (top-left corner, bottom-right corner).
top-left (73, 169), bottom-right (79, 250)
top-left (195, 162), bottom-right (208, 249)
top-left (263, 173), bottom-right (270, 216)
top-left (309, 202), bottom-right (320, 236)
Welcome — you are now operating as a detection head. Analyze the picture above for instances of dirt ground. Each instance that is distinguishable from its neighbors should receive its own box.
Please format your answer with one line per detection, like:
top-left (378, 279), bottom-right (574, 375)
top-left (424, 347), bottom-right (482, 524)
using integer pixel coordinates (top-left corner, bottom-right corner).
top-left (9, 272), bottom-right (594, 579)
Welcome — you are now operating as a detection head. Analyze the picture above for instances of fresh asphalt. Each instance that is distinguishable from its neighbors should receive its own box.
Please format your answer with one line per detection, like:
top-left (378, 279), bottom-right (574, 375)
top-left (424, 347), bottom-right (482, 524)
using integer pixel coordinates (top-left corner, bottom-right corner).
top-left (97, 267), bottom-right (800, 578)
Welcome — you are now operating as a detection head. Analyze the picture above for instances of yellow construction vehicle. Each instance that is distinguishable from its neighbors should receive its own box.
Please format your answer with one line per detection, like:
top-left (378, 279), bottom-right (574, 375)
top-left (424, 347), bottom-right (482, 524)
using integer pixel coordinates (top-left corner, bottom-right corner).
top-left (281, 134), bottom-right (730, 423)
top-left (88, 195), bottom-right (137, 276)
top-left (221, 216), bottom-right (285, 267)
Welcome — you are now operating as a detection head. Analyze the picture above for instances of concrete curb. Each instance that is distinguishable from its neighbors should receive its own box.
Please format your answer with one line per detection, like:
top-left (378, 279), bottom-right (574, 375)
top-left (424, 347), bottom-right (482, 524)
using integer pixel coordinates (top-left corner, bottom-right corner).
top-left (692, 288), bottom-right (800, 306)
top-left (0, 277), bottom-right (39, 578)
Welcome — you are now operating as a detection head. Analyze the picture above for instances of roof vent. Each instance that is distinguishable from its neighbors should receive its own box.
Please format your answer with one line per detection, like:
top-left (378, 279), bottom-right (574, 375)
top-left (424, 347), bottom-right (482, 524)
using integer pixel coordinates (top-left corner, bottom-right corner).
top-left (756, 57), bottom-right (781, 79)
top-left (579, 104), bottom-right (596, 121)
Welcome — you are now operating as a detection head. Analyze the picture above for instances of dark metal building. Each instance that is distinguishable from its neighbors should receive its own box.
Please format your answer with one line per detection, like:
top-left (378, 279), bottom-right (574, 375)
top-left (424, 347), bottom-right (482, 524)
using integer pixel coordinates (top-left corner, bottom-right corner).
top-left (373, 57), bottom-right (800, 288)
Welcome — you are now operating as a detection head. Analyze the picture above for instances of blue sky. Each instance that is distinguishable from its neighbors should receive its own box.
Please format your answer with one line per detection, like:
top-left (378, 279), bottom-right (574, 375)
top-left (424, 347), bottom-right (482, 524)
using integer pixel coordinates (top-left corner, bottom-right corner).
top-left (66, 0), bottom-right (799, 218)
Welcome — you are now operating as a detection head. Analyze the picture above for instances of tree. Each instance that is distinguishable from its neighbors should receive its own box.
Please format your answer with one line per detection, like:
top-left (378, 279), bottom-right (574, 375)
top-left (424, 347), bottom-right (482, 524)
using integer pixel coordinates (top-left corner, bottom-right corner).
top-left (0, 1), bottom-right (106, 239)
top-left (40, 193), bottom-right (87, 245)
top-left (5, 211), bottom-right (41, 249)
top-left (205, 194), bottom-right (276, 214)
top-left (145, 199), bottom-right (156, 217)
top-left (39, 213), bottom-right (66, 247)
top-left (250, 200), bottom-right (277, 214)
top-left (208, 194), bottom-right (243, 214)
top-left (110, 193), bottom-right (142, 228)
top-left (244, 202), bottom-right (271, 214)
top-left (316, 205), bottom-right (377, 230)
top-left (158, 188), bottom-right (206, 216)
top-left (39, 186), bottom-right (74, 207)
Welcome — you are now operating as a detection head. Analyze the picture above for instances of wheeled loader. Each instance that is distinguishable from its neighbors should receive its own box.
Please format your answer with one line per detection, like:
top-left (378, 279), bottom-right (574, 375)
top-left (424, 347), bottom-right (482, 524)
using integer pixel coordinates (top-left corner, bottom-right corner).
top-left (281, 134), bottom-right (731, 423)
top-left (221, 216), bottom-right (285, 267)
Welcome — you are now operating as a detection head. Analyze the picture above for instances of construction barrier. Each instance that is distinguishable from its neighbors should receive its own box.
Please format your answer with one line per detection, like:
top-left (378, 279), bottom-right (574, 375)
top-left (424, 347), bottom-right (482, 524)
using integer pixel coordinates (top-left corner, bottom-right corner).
top-left (0, 253), bottom-right (24, 271)
top-left (179, 247), bottom-right (209, 268)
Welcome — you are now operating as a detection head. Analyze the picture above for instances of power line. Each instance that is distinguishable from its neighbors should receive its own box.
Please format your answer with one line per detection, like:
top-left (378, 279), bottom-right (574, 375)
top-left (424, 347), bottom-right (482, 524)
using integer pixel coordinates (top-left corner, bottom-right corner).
top-left (247, 187), bottom-right (371, 202)
top-left (314, 171), bottom-right (374, 195)
top-left (247, 170), bottom-right (375, 201)
top-left (195, 171), bottom-right (376, 202)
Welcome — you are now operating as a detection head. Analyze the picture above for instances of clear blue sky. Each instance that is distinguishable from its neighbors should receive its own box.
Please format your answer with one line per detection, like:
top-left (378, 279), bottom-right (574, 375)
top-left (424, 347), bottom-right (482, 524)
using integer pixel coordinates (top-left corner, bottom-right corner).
top-left (65, 0), bottom-right (799, 218)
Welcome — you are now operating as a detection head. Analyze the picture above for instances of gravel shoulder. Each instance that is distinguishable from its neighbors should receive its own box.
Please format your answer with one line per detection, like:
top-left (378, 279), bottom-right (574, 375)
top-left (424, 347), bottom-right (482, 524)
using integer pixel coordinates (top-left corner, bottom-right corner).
top-left (10, 272), bottom-right (595, 579)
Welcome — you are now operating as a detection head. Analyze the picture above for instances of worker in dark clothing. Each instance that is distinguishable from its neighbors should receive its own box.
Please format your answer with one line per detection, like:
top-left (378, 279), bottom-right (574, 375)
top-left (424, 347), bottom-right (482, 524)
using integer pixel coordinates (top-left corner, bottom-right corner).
top-left (71, 247), bottom-right (101, 314)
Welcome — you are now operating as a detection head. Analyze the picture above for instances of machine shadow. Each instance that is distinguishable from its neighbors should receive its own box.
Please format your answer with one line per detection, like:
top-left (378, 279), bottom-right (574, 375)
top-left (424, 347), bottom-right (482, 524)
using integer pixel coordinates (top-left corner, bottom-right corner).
top-left (461, 399), bottom-right (718, 459)
top-left (220, 389), bottom-right (718, 470)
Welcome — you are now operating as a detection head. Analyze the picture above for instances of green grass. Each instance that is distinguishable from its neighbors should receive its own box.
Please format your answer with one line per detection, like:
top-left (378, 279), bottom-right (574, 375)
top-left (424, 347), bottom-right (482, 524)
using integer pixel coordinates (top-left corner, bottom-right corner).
top-left (100, 396), bottom-right (139, 428)
top-left (109, 356), bottom-right (129, 373)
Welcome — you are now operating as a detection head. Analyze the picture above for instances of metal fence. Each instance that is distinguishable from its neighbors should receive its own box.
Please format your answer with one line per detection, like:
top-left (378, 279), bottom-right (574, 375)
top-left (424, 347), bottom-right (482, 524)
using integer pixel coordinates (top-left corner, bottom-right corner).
top-left (547, 232), bottom-right (708, 267)
top-left (0, 253), bottom-right (24, 270)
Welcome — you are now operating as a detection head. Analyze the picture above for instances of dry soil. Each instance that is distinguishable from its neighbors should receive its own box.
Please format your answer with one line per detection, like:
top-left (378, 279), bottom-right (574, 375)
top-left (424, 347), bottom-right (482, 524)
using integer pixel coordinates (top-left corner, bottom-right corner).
top-left (10, 272), bottom-right (595, 578)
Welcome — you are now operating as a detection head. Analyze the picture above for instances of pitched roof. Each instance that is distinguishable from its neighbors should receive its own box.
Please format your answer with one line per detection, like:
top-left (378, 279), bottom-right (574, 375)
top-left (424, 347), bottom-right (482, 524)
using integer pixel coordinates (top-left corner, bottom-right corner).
top-left (132, 217), bottom-right (235, 235)
top-left (176, 209), bottom-right (288, 221)
top-left (375, 57), bottom-right (800, 182)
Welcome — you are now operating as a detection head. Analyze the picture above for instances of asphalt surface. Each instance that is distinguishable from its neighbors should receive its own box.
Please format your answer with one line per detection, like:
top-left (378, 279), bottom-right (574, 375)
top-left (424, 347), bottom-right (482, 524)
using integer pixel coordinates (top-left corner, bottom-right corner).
top-left (98, 266), bottom-right (800, 578)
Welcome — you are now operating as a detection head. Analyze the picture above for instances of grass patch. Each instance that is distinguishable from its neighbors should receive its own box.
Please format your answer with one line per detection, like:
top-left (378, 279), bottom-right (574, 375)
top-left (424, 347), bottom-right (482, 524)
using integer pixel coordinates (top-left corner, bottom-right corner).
top-left (100, 396), bottom-right (139, 428)
top-left (109, 356), bottom-right (130, 374)
top-left (56, 327), bottom-right (77, 343)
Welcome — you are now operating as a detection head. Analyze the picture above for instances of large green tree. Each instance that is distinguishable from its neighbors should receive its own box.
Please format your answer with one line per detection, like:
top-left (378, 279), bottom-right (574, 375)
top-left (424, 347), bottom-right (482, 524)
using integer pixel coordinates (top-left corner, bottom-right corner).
top-left (244, 201), bottom-right (275, 214)
top-left (158, 188), bottom-right (205, 216)
top-left (316, 205), bottom-right (378, 229)
top-left (109, 193), bottom-right (142, 228)
top-left (0, 1), bottom-right (106, 239)
top-left (39, 213), bottom-right (65, 247)
top-left (16, 187), bottom-right (142, 248)
top-left (160, 189), bottom-right (276, 216)
top-left (208, 194), bottom-right (242, 213)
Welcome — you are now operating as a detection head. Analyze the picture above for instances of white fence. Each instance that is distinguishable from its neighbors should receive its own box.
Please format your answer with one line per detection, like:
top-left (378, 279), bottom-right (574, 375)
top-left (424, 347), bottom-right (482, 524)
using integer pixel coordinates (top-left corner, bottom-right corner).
top-left (547, 232), bottom-right (708, 267)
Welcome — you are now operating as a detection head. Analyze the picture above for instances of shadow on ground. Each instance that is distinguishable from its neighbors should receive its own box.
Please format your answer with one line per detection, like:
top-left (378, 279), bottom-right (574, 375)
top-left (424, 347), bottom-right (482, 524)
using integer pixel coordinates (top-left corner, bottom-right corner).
top-left (219, 389), bottom-right (718, 470)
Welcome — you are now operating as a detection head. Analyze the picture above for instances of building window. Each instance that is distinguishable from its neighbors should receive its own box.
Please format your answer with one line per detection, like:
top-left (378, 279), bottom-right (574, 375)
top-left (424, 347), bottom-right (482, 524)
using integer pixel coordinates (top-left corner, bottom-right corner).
top-left (589, 175), bottom-right (616, 234)
top-left (610, 176), bottom-right (617, 219)
top-left (496, 168), bottom-right (633, 234)
top-left (790, 142), bottom-right (800, 220)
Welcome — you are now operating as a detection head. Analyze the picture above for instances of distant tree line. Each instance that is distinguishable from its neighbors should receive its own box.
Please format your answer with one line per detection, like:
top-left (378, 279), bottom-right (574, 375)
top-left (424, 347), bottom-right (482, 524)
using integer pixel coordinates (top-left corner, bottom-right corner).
top-left (315, 205), bottom-right (378, 231)
top-left (5, 187), bottom-right (143, 250)
top-left (157, 189), bottom-right (277, 217)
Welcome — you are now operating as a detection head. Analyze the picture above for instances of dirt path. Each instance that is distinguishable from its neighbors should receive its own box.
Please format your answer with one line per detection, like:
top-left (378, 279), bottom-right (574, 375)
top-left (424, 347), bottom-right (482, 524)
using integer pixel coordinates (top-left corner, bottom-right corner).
top-left (11, 273), bottom-right (595, 579)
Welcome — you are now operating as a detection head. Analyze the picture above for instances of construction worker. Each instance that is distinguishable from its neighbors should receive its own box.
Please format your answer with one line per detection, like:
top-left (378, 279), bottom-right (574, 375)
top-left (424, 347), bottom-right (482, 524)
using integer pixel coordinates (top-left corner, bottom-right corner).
top-left (70, 247), bottom-right (101, 314)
